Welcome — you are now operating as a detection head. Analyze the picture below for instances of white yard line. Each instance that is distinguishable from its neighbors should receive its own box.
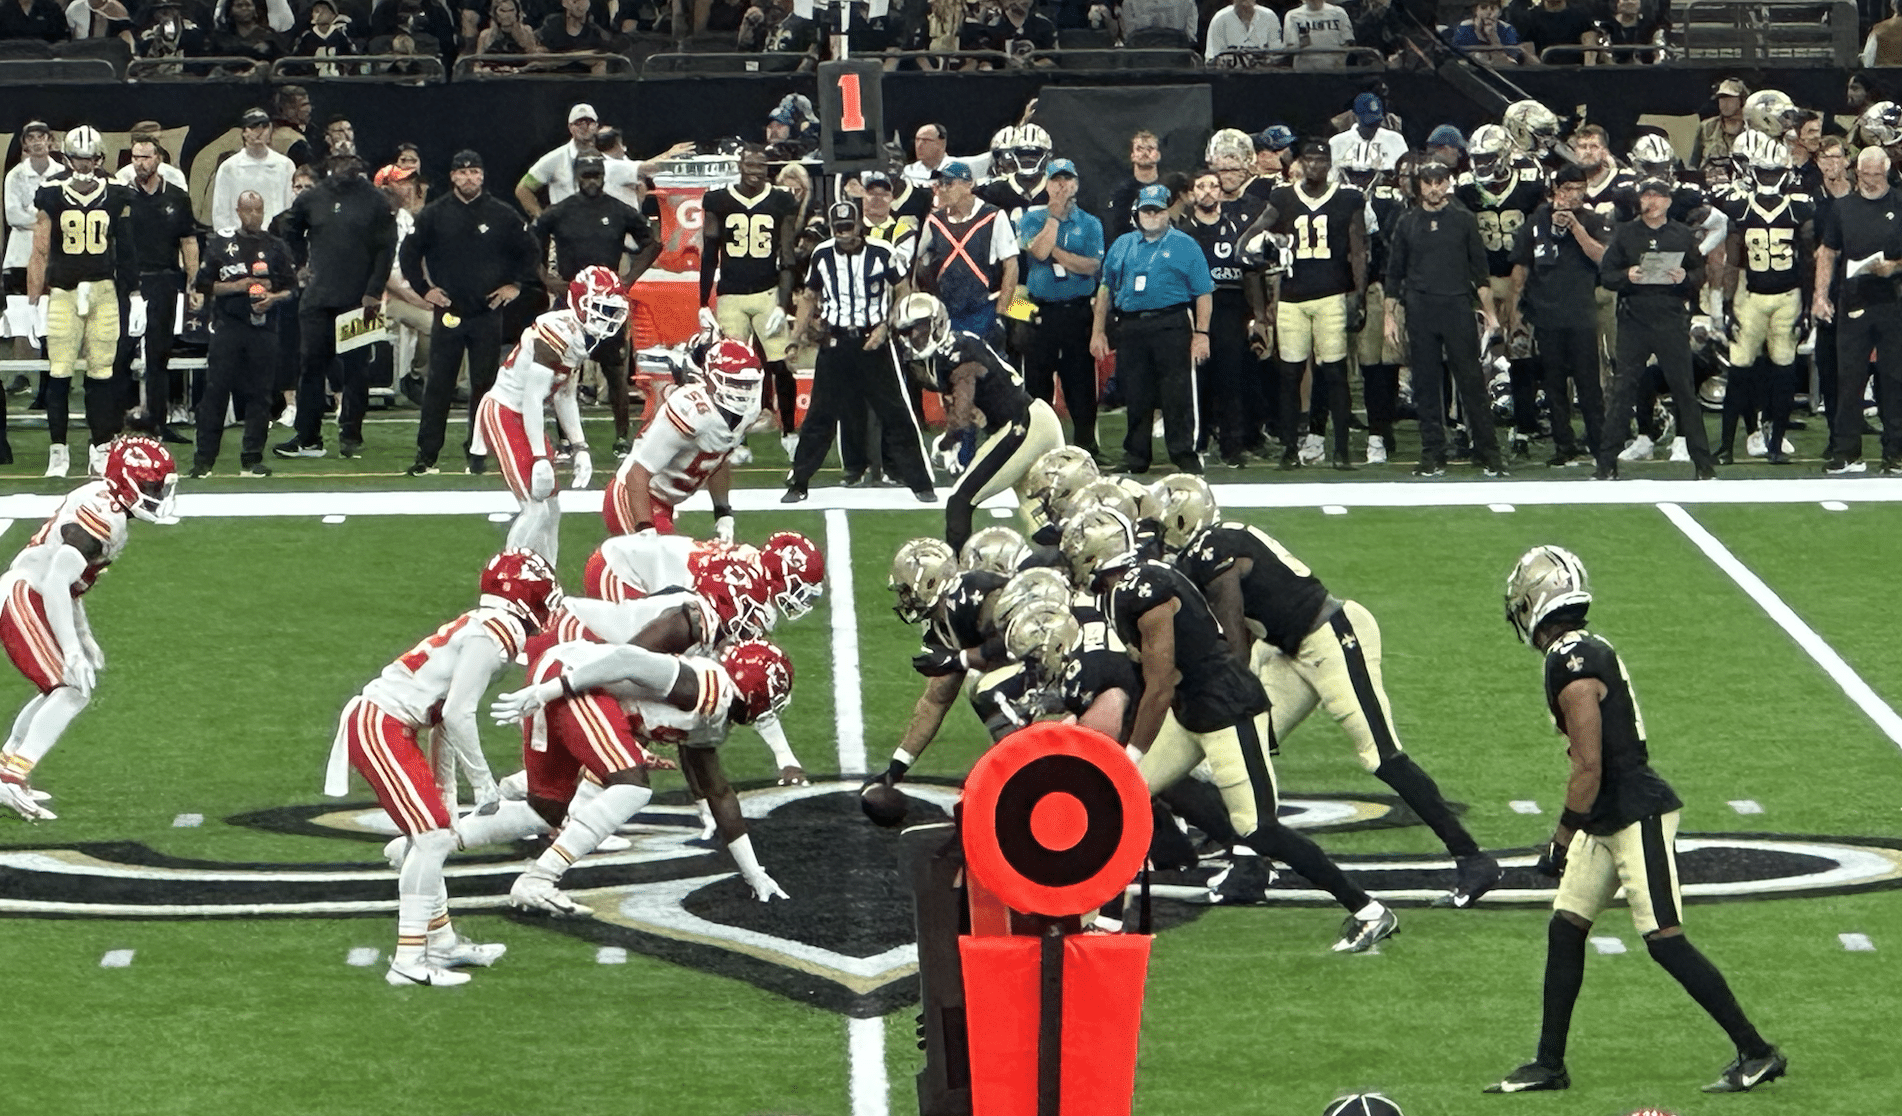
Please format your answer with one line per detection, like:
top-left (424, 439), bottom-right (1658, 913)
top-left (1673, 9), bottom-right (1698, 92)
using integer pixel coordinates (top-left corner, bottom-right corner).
top-left (848, 1015), bottom-right (890, 1116)
top-left (1659, 502), bottom-right (1902, 751)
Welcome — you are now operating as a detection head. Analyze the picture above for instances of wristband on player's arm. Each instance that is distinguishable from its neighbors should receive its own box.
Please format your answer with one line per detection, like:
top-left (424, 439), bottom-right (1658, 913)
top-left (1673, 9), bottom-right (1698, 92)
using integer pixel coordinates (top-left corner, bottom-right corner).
top-left (712, 503), bottom-right (733, 519)
top-left (1559, 809), bottom-right (1591, 832)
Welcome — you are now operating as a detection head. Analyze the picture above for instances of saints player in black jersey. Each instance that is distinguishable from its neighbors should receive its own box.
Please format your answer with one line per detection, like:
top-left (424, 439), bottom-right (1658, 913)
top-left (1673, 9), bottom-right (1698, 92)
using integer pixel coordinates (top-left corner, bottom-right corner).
top-left (1717, 131), bottom-right (1811, 466)
top-left (1062, 506), bottom-right (1396, 952)
top-left (26, 126), bottom-right (136, 478)
top-left (1342, 150), bottom-right (1410, 465)
top-left (1489, 546), bottom-right (1786, 1096)
top-left (1152, 474), bottom-right (1502, 906)
top-left (893, 293), bottom-right (1063, 551)
top-left (701, 146), bottom-right (804, 450)
top-left (1460, 125), bottom-right (1549, 460)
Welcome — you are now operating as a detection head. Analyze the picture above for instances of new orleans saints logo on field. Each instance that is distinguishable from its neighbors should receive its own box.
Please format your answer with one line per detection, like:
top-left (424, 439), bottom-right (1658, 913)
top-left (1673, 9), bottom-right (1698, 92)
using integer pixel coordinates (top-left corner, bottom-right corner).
top-left (3, 782), bottom-right (1900, 1017)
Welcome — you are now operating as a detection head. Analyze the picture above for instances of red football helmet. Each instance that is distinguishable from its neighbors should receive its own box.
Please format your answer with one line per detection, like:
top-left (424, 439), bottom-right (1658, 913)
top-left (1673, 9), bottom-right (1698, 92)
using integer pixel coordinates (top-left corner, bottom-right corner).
top-left (102, 435), bottom-right (177, 523)
top-left (479, 548), bottom-right (563, 632)
top-left (720, 639), bottom-right (793, 723)
top-left (759, 531), bottom-right (825, 620)
top-left (703, 337), bottom-right (764, 416)
top-left (693, 552), bottom-right (773, 643)
top-left (569, 265), bottom-right (629, 341)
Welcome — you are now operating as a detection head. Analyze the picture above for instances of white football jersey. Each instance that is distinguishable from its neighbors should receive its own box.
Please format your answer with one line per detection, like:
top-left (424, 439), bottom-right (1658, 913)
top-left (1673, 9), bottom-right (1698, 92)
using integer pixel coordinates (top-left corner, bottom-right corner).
top-left (628, 654), bottom-right (737, 748)
top-left (599, 534), bottom-right (730, 598)
top-left (363, 606), bottom-right (527, 727)
top-left (551, 587), bottom-right (719, 656)
top-left (10, 481), bottom-right (128, 597)
top-left (489, 309), bottom-right (592, 412)
top-left (620, 383), bottom-right (753, 507)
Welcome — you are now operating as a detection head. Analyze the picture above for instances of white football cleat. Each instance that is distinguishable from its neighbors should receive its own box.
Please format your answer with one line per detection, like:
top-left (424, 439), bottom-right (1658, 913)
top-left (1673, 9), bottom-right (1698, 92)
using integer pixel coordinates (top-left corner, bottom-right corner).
top-left (596, 833), bottom-right (632, 853)
top-left (729, 445), bottom-right (754, 466)
top-left (44, 444), bottom-right (69, 479)
top-left (385, 958), bottom-right (472, 987)
top-left (428, 935), bottom-right (507, 968)
top-left (509, 873), bottom-right (594, 918)
top-left (382, 835), bottom-right (408, 871)
top-left (1364, 435), bottom-right (1387, 465)
top-left (1745, 430), bottom-right (1767, 457)
top-left (0, 779), bottom-right (56, 820)
top-left (87, 442), bottom-right (108, 478)
top-left (1617, 434), bottom-right (1654, 462)
top-left (1668, 436), bottom-right (1690, 462)
top-left (1299, 432), bottom-right (1326, 466)
top-left (497, 770), bottom-right (529, 800)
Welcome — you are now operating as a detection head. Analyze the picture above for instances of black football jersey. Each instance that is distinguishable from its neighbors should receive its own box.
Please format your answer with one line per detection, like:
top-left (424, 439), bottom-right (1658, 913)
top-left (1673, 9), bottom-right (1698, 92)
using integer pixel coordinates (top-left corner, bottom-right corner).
top-left (1180, 209), bottom-right (1251, 290)
top-left (924, 569), bottom-right (1009, 653)
top-left (970, 661), bottom-right (1042, 742)
top-left (976, 176), bottom-right (1048, 230)
top-left (1365, 185), bottom-right (1409, 288)
top-left (1541, 629), bottom-right (1683, 835)
top-left (1720, 190), bottom-right (1813, 296)
top-left (36, 176), bottom-right (134, 290)
top-left (702, 184), bottom-right (801, 295)
top-left (1106, 560), bottom-right (1266, 733)
top-left (917, 331), bottom-right (1032, 434)
top-left (1268, 182), bottom-right (1362, 302)
top-left (1457, 170), bottom-right (1546, 278)
top-left (1581, 168), bottom-right (1637, 221)
top-left (1175, 522), bottom-right (1331, 657)
top-left (1059, 599), bottom-right (1142, 740)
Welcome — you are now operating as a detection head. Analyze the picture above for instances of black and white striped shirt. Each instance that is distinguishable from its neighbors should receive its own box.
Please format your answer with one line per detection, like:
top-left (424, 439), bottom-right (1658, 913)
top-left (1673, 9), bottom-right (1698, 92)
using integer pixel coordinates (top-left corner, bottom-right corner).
top-left (805, 238), bottom-right (900, 330)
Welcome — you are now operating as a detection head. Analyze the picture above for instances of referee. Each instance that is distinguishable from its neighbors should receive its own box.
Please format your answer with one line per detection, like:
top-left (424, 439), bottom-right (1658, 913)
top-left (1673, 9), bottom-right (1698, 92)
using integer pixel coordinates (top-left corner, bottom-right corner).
top-left (1091, 183), bottom-right (1214, 475)
top-left (783, 201), bottom-right (934, 503)
top-left (1384, 159), bottom-right (1504, 477)
top-left (1813, 146), bottom-right (1902, 476)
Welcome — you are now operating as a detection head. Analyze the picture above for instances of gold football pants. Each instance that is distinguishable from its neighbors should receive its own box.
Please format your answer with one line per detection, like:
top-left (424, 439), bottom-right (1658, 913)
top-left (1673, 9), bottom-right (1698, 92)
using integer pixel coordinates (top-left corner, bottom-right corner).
top-left (47, 280), bottom-right (119, 380)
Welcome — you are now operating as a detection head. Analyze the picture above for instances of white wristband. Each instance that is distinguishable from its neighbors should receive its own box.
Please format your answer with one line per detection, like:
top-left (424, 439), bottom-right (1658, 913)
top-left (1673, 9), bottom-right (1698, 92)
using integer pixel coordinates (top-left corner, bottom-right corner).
top-left (727, 831), bottom-right (763, 877)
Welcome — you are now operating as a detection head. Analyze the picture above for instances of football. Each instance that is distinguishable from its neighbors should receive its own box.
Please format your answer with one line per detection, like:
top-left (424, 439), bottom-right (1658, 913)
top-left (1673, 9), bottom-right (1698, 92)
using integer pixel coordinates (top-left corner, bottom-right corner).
top-left (860, 783), bottom-right (910, 828)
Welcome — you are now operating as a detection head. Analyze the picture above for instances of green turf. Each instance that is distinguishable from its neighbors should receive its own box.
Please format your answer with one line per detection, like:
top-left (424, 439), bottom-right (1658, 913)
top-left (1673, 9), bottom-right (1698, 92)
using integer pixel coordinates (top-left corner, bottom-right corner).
top-left (2, 500), bottom-right (1899, 1116)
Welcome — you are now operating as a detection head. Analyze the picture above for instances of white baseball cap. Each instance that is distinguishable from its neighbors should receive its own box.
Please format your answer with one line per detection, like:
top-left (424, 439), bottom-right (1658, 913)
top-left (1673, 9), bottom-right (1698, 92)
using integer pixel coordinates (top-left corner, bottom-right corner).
top-left (569, 103), bottom-right (598, 124)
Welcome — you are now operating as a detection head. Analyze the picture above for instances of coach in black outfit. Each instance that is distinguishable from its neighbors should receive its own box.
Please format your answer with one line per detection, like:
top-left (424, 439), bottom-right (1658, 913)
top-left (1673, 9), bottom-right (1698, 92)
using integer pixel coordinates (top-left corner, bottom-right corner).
top-left (532, 152), bottom-right (659, 461)
top-left (1385, 160), bottom-right (1505, 477)
top-left (192, 191), bottom-right (296, 477)
top-left (400, 149), bottom-right (541, 477)
top-left (275, 151), bottom-right (396, 460)
top-left (1597, 178), bottom-right (1712, 481)
top-left (1510, 163), bottom-right (1611, 468)
top-left (784, 201), bottom-right (935, 503)
top-left (1813, 146), bottom-right (1902, 476)
top-left (112, 136), bottom-right (200, 445)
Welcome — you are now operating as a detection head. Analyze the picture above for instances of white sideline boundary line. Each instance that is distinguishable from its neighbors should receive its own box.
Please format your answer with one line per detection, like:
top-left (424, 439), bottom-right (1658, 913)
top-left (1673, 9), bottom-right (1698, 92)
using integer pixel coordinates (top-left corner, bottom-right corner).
top-left (1659, 502), bottom-right (1902, 750)
top-left (848, 1015), bottom-right (889, 1116)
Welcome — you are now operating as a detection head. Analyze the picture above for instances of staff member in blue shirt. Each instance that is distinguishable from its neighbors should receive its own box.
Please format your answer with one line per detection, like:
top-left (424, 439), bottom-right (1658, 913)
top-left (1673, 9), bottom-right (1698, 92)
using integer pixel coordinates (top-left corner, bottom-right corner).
top-left (1017, 158), bottom-right (1107, 463)
top-left (1090, 183), bottom-right (1214, 474)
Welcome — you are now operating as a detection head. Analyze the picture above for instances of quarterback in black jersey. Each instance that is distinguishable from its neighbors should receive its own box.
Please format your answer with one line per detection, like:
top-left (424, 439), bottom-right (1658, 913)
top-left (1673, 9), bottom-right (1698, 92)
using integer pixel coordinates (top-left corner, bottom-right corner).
top-left (1153, 474), bottom-right (1500, 907)
top-left (1061, 505), bottom-right (1396, 952)
top-left (894, 293), bottom-right (1063, 551)
top-left (1489, 546), bottom-right (1785, 1096)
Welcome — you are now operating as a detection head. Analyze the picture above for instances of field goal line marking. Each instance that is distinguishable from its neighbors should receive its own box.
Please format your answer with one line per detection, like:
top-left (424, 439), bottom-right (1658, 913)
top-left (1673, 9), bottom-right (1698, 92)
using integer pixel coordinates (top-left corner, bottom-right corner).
top-left (1659, 502), bottom-right (1902, 751)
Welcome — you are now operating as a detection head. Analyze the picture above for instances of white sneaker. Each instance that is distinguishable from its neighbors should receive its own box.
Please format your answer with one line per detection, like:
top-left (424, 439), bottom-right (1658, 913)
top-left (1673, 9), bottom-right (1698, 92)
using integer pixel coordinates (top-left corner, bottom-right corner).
top-left (1745, 430), bottom-right (1767, 457)
top-left (509, 872), bottom-right (593, 917)
top-left (1364, 435), bottom-right (1387, 465)
top-left (382, 835), bottom-right (408, 871)
top-left (0, 779), bottom-right (56, 820)
top-left (780, 434), bottom-right (799, 460)
top-left (167, 404), bottom-right (189, 425)
top-left (43, 444), bottom-right (69, 478)
top-left (729, 445), bottom-right (754, 466)
top-left (1299, 432), bottom-right (1326, 466)
top-left (1780, 436), bottom-right (1796, 454)
top-left (87, 442), bottom-right (108, 477)
top-left (1668, 436), bottom-right (1690, 462)
top-left (384, 958), bottom-right (472, 987)
top-left (428, 935), bottom-right (507, 968)
top-left (1617, 434), bottom-right (1654, 463)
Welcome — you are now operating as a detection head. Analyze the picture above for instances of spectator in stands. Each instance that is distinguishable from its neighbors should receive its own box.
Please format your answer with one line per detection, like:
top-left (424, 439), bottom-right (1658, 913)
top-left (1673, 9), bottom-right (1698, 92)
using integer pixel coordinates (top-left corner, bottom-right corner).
top-left (1348, 0), bottom-right (1417, 66)
top-left (319, 113), bottom-right (357, 162)
top-left (65, 0), bottom-right (134, 44)
top-left (702, 0), bottom-right (749, 31)
top-left (288, 0), bottom-right (359, 73)
top-left (1283, 0), bottom-right (1355, 69)
top-left (137, 0), bottom-right (211, 57)
top-left (368, 0), bottom-right (453, 58)
top-left (471, 0), bottom-right (539, 57)
top-left (271, 84), bottom-right (317, 167)
top-left (215, 0), bottom-right (283, 58)
top-left (214, 0), bottom-right (294, 32)
top-left (1205, 0), bottom-right (1280, 63)
top-left (536, 0), bottom-right (612, 67)
top-left (1452, 0), bottom-right (1533, 63)
top-left (1691, 77), bottom-right (1748, 177)
top-left (1506, 0), bottom-right (1595, 64)
top-left (213, 108), bottom-right (298, 230)
top-left (0, 0), bottom-right (68, 40)
top-left (1595, 0), bottom-right (1661, 63)
top-left (991, 0), bottom-right (1056, 63)
top-left (1865, 0), bottom-right (1902, 66)
top-left (1120, 0), bottom-right (1197, 46)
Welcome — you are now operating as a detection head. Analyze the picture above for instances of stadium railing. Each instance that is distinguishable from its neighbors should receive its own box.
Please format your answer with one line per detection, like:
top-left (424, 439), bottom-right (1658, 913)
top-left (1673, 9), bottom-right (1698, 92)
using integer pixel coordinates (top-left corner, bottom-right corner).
top-left (1207, 45), bottom-right (1390, 68)
top-left (1029, 47), bottom-right (1202, 70)
top-left (1538, 42), bottom-right (1669, 63)
top-left (272, 54), bottom-right (448, 82)
top-left (0, 55), bottom-right (120, 83)
top-left (638, 49), bottom-right (812, 74)
top-left (1677, 0), bottom-right (1859, 64)
top-left (126, 55), bottom-right (267, 81)
top-left (451, 50), bottom-right (635, 78)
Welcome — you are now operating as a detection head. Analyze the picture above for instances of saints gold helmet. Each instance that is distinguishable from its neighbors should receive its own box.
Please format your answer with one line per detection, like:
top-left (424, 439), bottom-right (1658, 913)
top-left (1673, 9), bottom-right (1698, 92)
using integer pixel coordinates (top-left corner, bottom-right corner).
top-left (992, 566), bottom-right (1074, 632)
top-left (1205, 127), bottom-right (1254, 171)
top-left (1004, 601), bottom-right (1081, 682)
top-left (890, 537), bottom-right (959, 624)
top-left (1027, 446), bottom-right (1099, 522)
top-left (1060, 506), bottom-right (1138, 586)
top-left (1504, 545), bottom-right (1592, 647)
top-left (1066, 477), bottom-right (1139, 523)
top-left (1743, 89), bottom-right (1801, 139)
top-left (1857, 100), bottom-right (1902, 147)
top-left (959, 525), bottom-right (1030, 577)
top-left (892, 292), bottom-right (954, 360)
top-left (1501, 100), bottom-right (1559, 156)
top-left (1468, 123), bottom-right (1512, 182)
top-left (1149, 472), bottom-right (1217, 552)
top-left (1110, 475), bottom-right (1160, 522)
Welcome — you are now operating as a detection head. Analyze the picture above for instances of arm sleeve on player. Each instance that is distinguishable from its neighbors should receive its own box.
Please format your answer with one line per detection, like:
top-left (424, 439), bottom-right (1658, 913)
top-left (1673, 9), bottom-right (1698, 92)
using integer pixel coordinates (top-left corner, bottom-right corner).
top-left (439, 630), bottom-right (506, 792)
top-left (551, 376), bottom-right (586, 447)
top-left (518, 362), bottom-right (552, 457)
top-left (563, 643), bottom-right (686, 698)
top-left (750, 711), bottom-right (800, 769)
top-left (632, 395), bottom-right (696, 474)
top-left (38, 545), bottom-right (91, 657)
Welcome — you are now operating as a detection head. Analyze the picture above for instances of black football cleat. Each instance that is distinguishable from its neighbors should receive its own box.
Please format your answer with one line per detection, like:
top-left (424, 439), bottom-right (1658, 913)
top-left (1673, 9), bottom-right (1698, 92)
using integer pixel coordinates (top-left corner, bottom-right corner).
top-left (1432, 853), bottom-right (1503, 909)
top-left (1484, 1061), bottom-right (1570, 1093)
top-left (1702, 1048), bottom-right (1787, 1093)
top-left (1207, 854), bottom-right (1277, 905)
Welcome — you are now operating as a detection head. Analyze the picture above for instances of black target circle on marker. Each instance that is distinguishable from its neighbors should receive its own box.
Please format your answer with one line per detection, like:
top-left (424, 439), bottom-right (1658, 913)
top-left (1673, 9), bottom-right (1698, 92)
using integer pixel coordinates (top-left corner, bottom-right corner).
top-left (963, 721), bottom-right (1152, 916)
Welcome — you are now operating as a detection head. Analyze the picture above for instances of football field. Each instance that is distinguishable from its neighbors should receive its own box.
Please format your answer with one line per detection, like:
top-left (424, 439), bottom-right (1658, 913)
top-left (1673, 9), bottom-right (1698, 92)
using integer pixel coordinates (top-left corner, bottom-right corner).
top-left (1, 464), bottom-right (1899, 1116)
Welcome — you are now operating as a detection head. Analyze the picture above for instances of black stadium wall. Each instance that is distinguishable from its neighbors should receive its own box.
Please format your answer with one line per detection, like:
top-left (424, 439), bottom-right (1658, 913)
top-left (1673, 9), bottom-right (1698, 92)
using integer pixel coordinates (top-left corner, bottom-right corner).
top-left (0, 66), bottom-right (1872, 225)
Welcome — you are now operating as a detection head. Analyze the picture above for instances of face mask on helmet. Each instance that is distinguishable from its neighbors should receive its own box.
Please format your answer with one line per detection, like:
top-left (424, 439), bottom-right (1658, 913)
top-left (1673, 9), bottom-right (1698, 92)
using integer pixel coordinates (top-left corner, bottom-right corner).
top-left (721, 639), bottom-right (794, 723)
top-left (892, 293), bottom-right (951, 360)
top-left (889, 537), bottom-right (958, 624)
top-left (1004, 603), bottom-right (1080, 687)
top-left (105, 437), bottom-right (178, 523)
top-left (760, 531), bottom-right (825, 619)
top-left (480, 548), bottom-right (563, 631)
top-left (704, 338), bottom-right (764, 415)
top-left (1503, 545), bottom-right (1592, 646)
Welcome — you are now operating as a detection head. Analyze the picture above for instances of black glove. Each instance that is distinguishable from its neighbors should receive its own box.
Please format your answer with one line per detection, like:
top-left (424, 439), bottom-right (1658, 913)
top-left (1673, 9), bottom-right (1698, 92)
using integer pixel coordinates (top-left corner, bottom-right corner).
top-left (912, 646), bottom-right (963, 677)
top-left (1535, 839), bottom-right (1568, 879)
top-left (1345, 291), bottom-right (1366, 335)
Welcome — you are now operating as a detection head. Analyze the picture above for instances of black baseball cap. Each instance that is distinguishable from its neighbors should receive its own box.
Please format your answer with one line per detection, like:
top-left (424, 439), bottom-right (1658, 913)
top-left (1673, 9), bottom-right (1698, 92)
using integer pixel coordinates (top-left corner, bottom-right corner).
top-left (1297, 139), bottom-right (1330, 158)
top-left (828, 200), bottom-right (862, 228)
top-left (860, 170), bottom-right (893, 190)
top-left (21, 120), bottom-right (49, 136)
top-left (1416, 160), bottom-right (1452, 181)
top-left (574, 152), bottom-right (606, 175)
top-left (450, 149), bottom-right (483, 170)
top-left (1637, 177), bottom-right (1673, 198)
top-left (240, 107), bottom-right (271, 128)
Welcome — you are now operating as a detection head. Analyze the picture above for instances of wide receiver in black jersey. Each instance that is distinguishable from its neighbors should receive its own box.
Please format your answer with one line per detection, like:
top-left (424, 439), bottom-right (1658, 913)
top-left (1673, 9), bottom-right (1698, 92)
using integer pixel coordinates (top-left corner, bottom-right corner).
top-left (1153, 473), bottom-right (1501, 908)
top-left (1716, 130), bottom-right (1812, 466)
top-left (894, 293), bottom-right (1062, 551)
top-left (701, 146), bottom-right (804, 444)
top-left (1061, 505), bottom-right (1396, 952)
top-left (1488, 546), bottom-right (1785, 1096)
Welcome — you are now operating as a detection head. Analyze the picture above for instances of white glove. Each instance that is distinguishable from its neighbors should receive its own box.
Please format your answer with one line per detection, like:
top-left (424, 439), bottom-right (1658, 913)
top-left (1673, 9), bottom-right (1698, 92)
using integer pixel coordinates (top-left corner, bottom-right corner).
top-left (490, 678), bottom-right (562, 725)
top-left (570, 448), bottom-right (593, 490)
top-left (713, 514), bottom-right (735, 543)
top-left (696, 798), bottom-right (717, 841)
top-left (62, 650), bottom-right (95, 695)
top-left (80, 634), bottom-right (104, 672)
top-left (698, 306), bottom-right (719, 333)
top-left (742, 866), bottom-right (790, 903)
top-left (529, 458), bottom-right (555, 500)
top-left (32, 296), bottom-right (48, 339)
top-left (127, 294), bottom-right (148, 339)
top-left (762, 306), bottom-right (787, 338)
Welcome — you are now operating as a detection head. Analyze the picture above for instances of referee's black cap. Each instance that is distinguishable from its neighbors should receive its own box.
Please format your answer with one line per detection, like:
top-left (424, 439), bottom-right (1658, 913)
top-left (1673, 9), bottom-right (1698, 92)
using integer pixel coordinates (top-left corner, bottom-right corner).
top-left (828, 200), bottom-right (863, 229)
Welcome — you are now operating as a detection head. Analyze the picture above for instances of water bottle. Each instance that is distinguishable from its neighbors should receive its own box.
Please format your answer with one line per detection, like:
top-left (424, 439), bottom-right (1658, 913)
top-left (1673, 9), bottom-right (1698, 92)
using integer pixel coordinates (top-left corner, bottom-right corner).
top-left (248, 260), bottom-right (269, 327)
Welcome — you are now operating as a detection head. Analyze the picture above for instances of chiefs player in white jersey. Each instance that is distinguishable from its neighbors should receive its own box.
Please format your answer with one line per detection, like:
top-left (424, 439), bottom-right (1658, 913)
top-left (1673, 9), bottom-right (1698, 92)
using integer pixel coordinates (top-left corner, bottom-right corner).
top-left (603, 337), bottom-right (763, 540)
top-left (476, 265), bottom-right (628, 565)
top-left (490, 637), bottom-right (794, 917)
top-left (323, 549), bottom-right (559, 987)
top-left (0, 435), bottom-right (175, 821)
